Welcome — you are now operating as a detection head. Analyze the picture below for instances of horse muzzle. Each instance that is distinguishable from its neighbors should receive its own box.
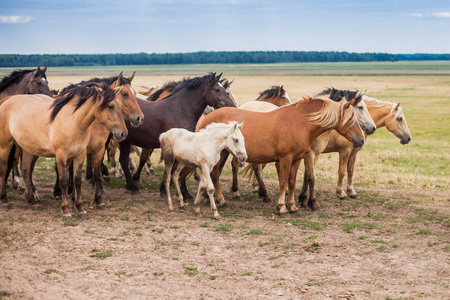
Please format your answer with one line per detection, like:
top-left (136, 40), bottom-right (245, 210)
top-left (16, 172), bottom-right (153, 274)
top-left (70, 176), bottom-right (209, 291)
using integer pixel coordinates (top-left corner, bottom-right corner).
top-left (113, 129), bottom-right (128, 142)
top-left (362, 124), bottom-right (376, 135)
top-left (400, 136), bottom-right (411, 145)
top-left (130, 114), bottom-right (144, 128)
top-left (352, 137), bottom-right (365, 148)
top-left (236, 152), bottom-right (248, 167)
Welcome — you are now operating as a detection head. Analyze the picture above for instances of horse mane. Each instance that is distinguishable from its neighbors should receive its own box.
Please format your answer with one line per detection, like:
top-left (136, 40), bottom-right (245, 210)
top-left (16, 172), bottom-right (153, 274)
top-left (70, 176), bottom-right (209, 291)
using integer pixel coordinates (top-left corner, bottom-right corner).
top-left (171, 73), bottom-right (219, 94)
top-left (0, 68), bottom-right (45, 94)
top-left (256, 86), bottom-right (285, 100)
top-left (316, 87), bottom-right (363, 105)
top-left (363, 96), bottom-right (401, 115)
top-left (201, 121), bottom-right (238, 132)
top-left (220, 78), bottom-right (233, 90)
top-left (302, 96), bottom-right (357, 129)
top-left (147, 80), bottom-right (179, 101)
top-left (59, 75), bottom-right (130, 96)
top-left (50, 82), bottom-right (116, 122)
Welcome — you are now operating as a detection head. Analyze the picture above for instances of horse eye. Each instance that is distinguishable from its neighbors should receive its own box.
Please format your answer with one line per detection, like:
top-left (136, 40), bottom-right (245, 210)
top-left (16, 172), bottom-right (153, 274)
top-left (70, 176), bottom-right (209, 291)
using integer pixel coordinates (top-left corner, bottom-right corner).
top-left (234, 138), bottom-right (238, 143)
top-left (397, 117), bottom-right (403, 121)
top-left (358, 106), bottom-right (363, 110)
top-left (108, 104), bottom-right (114, 109)
top-left (122, 92), bottom-right (128, 97)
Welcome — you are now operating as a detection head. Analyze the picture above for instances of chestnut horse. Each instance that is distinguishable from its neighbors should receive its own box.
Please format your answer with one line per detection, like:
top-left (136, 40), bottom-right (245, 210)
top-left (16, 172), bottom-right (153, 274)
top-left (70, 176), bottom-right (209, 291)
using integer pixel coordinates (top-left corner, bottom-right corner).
top-left (0, 66), bottom-right (53, 189)
top-left (118, 73), bottom-right (238, 193)
top-left (198, 96), bottom-right (365, 216)
top-left (298, 95), bottom-right (411, 210)
top-left (0, 82), bottom-right (127, 222)
top-left (53, 72), bottom-right (143, 209)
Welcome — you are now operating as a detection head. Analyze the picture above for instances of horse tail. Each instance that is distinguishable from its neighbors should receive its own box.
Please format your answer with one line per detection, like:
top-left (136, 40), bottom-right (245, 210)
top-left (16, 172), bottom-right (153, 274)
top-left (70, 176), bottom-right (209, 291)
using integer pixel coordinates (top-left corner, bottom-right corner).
top-left (239, 163), bottom-right (255, 181)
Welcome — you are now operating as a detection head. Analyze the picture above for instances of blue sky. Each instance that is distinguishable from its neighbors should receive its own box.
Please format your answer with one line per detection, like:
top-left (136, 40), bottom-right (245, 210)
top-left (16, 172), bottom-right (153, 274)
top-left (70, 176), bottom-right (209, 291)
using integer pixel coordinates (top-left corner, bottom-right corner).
top-left (0, 0), bottom-right (449, 54)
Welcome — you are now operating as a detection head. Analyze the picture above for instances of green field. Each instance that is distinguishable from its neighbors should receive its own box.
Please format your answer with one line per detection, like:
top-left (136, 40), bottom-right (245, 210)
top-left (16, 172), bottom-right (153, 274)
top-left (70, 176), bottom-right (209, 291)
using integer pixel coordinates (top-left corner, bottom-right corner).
top-left (2, 60), bottom-right (450, 76)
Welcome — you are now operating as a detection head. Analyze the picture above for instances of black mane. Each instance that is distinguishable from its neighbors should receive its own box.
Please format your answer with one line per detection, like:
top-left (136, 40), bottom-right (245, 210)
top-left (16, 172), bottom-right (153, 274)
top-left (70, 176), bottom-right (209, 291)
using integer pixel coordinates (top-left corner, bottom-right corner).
top-left (0, 69), bottom-right (43, 94)
top-left (171, 73), bottom-right (219, 94)
top-left (317, 88), bottom-right (363, 105)
top-left (257, 86), bottom-right (285, 100)
top-left (50, 82), bottom-right (116, 122)
top-left (59, 75), bottom-right (130, 95)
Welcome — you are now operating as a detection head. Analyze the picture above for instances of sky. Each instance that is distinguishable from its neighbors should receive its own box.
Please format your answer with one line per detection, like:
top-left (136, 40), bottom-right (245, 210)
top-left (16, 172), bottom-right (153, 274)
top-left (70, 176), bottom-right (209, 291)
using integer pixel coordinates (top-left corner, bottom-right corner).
top-left (0, 0), bottom-right (449, 54)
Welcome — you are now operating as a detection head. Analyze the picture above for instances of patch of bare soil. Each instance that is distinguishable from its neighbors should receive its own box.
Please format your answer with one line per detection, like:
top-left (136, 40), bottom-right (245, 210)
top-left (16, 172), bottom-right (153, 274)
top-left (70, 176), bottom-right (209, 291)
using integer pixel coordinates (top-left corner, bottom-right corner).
top-left (0, 165), bottom-right (448, 300)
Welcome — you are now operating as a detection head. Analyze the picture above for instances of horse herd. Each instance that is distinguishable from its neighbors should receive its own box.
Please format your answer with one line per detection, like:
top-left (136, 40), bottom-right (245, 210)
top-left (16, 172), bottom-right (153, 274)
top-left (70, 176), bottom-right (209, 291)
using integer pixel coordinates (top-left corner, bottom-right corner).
top-left (0, 66), bottom-right (412, 222)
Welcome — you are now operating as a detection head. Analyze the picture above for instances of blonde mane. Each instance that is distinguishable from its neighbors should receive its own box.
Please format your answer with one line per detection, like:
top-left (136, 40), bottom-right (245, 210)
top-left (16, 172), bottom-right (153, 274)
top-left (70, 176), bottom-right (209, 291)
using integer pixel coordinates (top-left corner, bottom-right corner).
top-left (201, 121), bottom-right (238, 132)
top-left (301, 96), bottom-right (357, 129)
top-left (363, 96), bottom-right (403, 117)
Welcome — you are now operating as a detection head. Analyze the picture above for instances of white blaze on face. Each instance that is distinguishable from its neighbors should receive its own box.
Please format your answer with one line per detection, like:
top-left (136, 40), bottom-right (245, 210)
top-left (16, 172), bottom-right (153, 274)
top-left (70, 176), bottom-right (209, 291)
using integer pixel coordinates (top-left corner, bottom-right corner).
top-left (284, 92), bottom-right (291, 103)
top-left (41, 78), bottom-right (47, 83)
top-left (130, 87), bottom-right (136, 96)
top-left (218, 82), bottom-right (224, 89)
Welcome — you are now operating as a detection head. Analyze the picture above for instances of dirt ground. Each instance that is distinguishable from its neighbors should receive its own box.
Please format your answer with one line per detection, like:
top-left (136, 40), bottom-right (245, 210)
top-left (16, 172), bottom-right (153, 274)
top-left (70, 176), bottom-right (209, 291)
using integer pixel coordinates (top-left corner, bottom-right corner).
top-left (0, 166), bottom-right (448, 300)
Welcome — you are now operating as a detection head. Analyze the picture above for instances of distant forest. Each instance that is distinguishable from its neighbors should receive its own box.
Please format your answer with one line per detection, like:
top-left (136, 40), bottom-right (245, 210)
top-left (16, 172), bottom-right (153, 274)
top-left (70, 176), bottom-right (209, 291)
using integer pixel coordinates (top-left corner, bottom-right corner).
top-left (0, 51), bottom-right (449, 67)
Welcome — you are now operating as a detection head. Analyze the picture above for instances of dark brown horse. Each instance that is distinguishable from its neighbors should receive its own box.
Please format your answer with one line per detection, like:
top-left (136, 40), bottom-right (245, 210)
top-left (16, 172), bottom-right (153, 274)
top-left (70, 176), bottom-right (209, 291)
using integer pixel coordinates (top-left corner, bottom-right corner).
top-left (0, 66), bottom-right (53, 189)
top-left (118, 73), bottom-right (238, 193)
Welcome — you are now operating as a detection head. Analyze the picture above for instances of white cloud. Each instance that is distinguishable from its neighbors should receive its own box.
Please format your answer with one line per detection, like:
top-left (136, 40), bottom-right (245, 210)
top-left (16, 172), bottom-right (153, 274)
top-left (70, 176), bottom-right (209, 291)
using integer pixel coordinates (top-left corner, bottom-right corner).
top-left (0, 15), bottom-right (32, 24)
top-left (405, 13), bottom-right (423, 17)
top-left (432, 12), bottom-right (450, 18)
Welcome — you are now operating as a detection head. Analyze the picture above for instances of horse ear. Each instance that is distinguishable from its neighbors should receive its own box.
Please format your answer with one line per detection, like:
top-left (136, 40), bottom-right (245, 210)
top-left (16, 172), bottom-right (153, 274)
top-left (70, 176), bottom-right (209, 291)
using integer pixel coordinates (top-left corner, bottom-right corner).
top-left (117, 72), bottom-right (124, 85)
top-left (128, 71), bottom-right (136, 83)
top-left (238, 122), bottom-right (244, 130)
top-left (229, 79), bottom-right (234, 86)
top-left (344, 98), bottom-right (354, 109)
top-left (36, 65), bottom-right (41, 72)
top-left (43, 66), bottom-right (47, 73)
top-left (216, 73), bottom-right (223, 82)
top-left (394, 102), bottom-right (401, 110)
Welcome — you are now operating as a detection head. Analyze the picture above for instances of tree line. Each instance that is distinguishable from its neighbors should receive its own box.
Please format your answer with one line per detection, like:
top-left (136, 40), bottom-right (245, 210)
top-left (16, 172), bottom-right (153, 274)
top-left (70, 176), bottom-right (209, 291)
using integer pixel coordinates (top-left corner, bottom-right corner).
top-left (0, 51), bottom-right (447, 67)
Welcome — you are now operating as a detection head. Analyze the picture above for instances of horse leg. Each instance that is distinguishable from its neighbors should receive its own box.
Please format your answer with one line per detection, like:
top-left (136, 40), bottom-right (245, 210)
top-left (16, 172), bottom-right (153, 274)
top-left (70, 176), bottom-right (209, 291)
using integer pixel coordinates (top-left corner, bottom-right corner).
top-left (107, 139), bottom-right (121, 178)
top-left (93, 149), bottom-right (107, 210)
top-left (53, 163), bottom-right (62, 199)
top-left (202, 166), bottom-right (221, 219)
top-left (68, 160), bottom-right (74, 197)
top-left (119, 140), bottom-right (140, 193)
top-left (275, 156), bottom-right (293, 217)
top-left (251, 164), bottom-right (264, 193)
top-left (72, 152), bottom-right (88, 220)
top-left (85, 153), bottom-right (94, 183)
top-left (211, 151), bottom-right (228, 207)
top-left (179, 166), bottom-right (194, 200)
top-left (336, 149), bottom-right (352, 200)
top-left (252, 163), bottom-right (271, 202)
top-left (173, 162), bottom-right (187, 209)
top-left (346, 150), bottom-right (359, 199)
top-left (12, 146), bottom-right (25, 190)
top-left (133, 148), bottom-right (153, 182)
top-left (21, 151), bottom-right (40, 210)
top-left (230, 157), bottom-right (241, 199)
top-left (0, 145), bottom-right (14, 210)
top-left (145, 148), bottom-right (155, 175)
top-left (163, 158), bottom-right (175, 212)
top-left (286, 160), bottom-right (300, 213)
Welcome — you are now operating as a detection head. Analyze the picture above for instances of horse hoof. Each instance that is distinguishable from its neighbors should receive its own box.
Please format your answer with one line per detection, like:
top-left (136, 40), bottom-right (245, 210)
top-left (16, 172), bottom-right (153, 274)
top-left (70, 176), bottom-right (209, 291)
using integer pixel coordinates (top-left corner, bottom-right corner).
top-left (312, 206), bottom-right (323, 212)
top-left (184, 194), bottom-right (193, 200)
top-left (131, 189), bottom-right (141, 195)
top-left (349, 194), bottom-right (358, 199)
top-left (340, 196), bottom-right (348, 200)
top-left (1, 203), bottom-right (12, 210)
top-left (262, 197), bottom-right (272, 203)
top-left (103, 176), bottom-right (111, 183)
top-left (279, 212), bottom-right (290, 218)
top-left (78, 213), bottom-right (89, 220)
top-left (289, 209), bottom-right (299, 214)
top-left (62, 215), bottom-right (72, 222)
top-left (233, 195), bottom-right (241, 200)
top-left (218, 202), bottom-right (227, 208)
top-left (214, 215), bottom-right (222, 220)
top-left (31, 204), bottom-right (41, 211)
top-left (97, 204), bottom-right (108, 211)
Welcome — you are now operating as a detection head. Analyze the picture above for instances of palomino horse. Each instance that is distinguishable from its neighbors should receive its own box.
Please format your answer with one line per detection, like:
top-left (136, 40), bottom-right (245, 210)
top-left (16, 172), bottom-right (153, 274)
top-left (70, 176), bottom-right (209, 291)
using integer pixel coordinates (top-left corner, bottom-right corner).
top-left (298, 94), bottom-right (411, 210)
top-left (242, 88), bottom-right (377, 203)
top-left (160, 122), bottom-right (247, 219)
top-left (52, 72), bottom-right (143, 209)
top-left (0, 66), bottom-right (53, 189)
top-left (198, 96), bottom-right (365, 216)
top-left (118, 73), bottom-right (238, 193)
top-left (0, 82), bottom-right (127, 222)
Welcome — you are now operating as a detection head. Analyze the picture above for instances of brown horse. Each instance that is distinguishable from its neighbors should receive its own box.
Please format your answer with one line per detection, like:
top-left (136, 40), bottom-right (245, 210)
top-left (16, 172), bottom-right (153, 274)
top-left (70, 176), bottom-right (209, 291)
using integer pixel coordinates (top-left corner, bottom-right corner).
top-left (0, 82), bottom-right (127, 222)
top-left (197, 96), bottom-right (365, 216)
top-left (118, 73), bottom-right (237, 193)
top-left (0, 66), bottom-right (53, 189)
top-left (298, 95), bottom-right (411, 210)
top-left (53, 72), bottom-right (143, 209)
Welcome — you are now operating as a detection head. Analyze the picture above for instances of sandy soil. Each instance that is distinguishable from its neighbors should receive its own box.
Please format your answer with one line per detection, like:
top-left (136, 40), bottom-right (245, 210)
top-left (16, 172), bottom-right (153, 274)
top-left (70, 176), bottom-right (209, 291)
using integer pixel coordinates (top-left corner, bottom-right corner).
top-left (0, 168), bottom-right (448, 299)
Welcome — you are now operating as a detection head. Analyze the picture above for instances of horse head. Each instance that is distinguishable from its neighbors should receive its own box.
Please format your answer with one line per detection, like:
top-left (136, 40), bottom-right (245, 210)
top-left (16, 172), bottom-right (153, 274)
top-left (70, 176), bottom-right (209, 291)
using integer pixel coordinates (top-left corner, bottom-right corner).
top-left (203, 73), bottom-right (238, 109)
top-left (225, 122), bottom-right (247, 166)
top-left (257, 86), bottom-right (291, 107)
top-left (28, 66), bottom-right (52, 97)
top-left (385, 102), bottom-right (412, 144)
top-left (112, 71), bottom-right (144, 128)
top-left (335, 99), bottom-right (365, 148)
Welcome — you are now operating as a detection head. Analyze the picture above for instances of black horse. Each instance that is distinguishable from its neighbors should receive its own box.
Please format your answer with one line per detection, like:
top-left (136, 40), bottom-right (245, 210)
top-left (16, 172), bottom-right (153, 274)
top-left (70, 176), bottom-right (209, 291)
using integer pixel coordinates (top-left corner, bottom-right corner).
top-left (119, 72), bottom-right (237, 193)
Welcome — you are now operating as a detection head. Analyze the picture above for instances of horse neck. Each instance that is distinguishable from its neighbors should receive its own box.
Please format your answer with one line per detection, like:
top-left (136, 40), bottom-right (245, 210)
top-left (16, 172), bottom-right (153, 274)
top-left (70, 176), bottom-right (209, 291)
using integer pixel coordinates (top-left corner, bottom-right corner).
top-left (207, 127), bottom-right (231, 152)
top-left (0, 73), bottom-right (30, 98)
top-left (176, 87), bottom-right (208, 120)
top-left (62, 99), bottom-right (97, 133)
top-left (367, 103), bottom-right (391, 129)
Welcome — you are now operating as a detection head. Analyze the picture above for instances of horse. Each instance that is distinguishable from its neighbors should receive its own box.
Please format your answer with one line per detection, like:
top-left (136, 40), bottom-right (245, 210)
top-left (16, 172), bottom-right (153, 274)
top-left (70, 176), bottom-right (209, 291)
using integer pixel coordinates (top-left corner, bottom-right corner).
top-left (197, 95), bottom-right (365, 217)
top-left (52, 72), bottom-right (143, 209)
top-left (118, 73), bottom-right (238, 193)
top-left (0, 66), bottom-right (53, 189)
top-left (298, 94), bottom-right (411, 210)
top-left (0, 82), bottom-right (128, 222)
top-left (160, 122), bottom-right (247, 219)
top-left (241, 88), bottom-right (377, 203)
